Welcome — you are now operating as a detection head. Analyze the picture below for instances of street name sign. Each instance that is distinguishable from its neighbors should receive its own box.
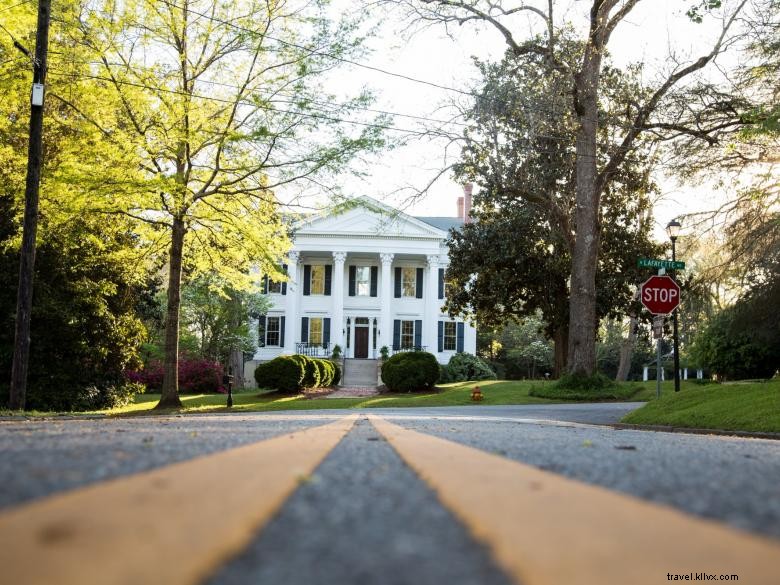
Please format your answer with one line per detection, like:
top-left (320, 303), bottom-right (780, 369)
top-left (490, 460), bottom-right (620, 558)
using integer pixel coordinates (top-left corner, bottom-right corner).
top-left (641, 275), bottom-right (681, 315)
top-left (638, 258), bottom-right (685, 270)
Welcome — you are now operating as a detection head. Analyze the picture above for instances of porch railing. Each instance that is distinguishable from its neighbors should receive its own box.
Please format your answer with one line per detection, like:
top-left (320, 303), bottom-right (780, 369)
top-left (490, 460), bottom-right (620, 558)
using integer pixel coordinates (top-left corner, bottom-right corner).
top-left (391, 345), bottom-right (427, 354)
top-left (296, 342), bottom-right (331, 357)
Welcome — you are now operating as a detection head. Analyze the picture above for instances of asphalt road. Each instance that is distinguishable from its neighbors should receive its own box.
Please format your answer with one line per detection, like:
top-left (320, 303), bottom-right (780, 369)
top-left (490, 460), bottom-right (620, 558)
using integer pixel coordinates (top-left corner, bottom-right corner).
top-left (1, 404), bottom-right (778, 585)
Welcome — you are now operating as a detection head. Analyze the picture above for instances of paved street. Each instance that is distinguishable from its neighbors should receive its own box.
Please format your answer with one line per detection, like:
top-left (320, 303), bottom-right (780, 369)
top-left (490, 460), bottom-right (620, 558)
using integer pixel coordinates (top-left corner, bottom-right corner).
top-left (0, 405), bottom-right (778, 585)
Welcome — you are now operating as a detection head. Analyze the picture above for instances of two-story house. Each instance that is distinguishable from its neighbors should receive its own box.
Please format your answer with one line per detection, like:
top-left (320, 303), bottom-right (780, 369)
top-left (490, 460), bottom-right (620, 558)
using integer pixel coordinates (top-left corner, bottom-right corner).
top-left (244, 193), bottom-right (477, 386)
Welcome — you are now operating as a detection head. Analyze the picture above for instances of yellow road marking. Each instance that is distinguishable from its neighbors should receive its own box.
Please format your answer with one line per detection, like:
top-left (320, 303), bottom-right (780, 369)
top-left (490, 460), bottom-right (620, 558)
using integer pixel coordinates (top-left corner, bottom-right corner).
top-left (369, 415), bottom-right (780, 585)
top-left (0, 414), bottom-right (357, 585)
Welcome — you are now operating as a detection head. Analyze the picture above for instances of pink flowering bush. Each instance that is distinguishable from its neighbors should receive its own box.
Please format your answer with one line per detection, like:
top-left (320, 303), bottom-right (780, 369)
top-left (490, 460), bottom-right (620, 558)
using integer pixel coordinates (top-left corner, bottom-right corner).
top-left (126, 358), bottom-right (225, 394)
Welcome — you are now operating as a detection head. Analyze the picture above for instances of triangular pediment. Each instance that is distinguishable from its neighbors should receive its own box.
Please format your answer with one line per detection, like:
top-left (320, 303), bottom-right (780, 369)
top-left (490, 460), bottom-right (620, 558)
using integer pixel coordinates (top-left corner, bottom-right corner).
top-left (295, 196), bottom-right (447, 239)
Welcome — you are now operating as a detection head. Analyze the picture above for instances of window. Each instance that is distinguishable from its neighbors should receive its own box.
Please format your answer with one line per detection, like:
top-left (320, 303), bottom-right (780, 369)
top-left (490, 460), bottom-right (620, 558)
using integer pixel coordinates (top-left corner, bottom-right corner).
top-left (268, 280), bottom-right (282, 294)
top-left (266, 317), bottom-right (281, 346)
top-left (309, 317), bottom-right (323, 345)
top-left (310, 265), bottom-right (325, 295)
top-left (443, 322), bottom-right (457, 351)
top-left (401, 267), bottom-right (416, 297)
top-left (355, 267), bottom-right (371, 296)
top-left (401, 320), bottom-right (415, 349)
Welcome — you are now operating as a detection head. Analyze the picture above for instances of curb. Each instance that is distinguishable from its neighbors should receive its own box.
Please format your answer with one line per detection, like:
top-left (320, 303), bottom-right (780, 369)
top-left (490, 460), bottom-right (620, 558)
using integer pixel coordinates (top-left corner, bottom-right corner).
top-left (611, 422), bottom-right (780, 441)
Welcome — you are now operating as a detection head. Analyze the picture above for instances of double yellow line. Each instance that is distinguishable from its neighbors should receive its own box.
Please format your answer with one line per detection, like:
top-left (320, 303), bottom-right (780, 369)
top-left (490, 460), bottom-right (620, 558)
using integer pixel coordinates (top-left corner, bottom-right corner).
top-left (1, 414), bottom-right (778, 585)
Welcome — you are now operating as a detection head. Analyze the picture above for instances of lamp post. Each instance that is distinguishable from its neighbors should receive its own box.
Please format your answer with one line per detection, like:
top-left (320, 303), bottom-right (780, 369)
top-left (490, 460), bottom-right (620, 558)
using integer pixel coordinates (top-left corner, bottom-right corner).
top-left (666, 219), bottom-right (682, 392)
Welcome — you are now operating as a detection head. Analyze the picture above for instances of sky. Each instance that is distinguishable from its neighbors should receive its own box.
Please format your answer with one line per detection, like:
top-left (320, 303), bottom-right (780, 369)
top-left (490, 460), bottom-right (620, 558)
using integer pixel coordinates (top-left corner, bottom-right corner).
top-left (310, 0), bottom-right (747, 240)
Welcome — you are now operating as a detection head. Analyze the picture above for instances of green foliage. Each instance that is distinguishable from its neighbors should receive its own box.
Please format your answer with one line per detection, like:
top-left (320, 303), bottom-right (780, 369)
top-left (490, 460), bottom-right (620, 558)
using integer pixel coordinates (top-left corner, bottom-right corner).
top-left (529, 382), bottom-right (639, 402)
top-left (443, 353), bottom-right (497, 382)
top-left (331, 344), bottom-right (343, 360)
top-left (447, 41), bottom-right (664, 374)
top-left (254, 356), bottom-right (305, 393)
top-left (330, 360), bottom-right (342, 386)
top-left (379, 346), bottom-right (390, 361)
top-left (553, 372), bottom-right (617, 392)
top-left (312, 358), bottom-right (333, 387)
top-left (381, 352), bottom-right (440, 392)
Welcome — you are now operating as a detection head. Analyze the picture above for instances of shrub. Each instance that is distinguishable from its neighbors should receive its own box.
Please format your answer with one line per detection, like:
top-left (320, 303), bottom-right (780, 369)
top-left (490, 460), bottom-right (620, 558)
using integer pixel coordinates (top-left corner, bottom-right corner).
top-left (126, 358), bottom-right (224, 394)
top-left (300, 356), bottom-right (321, 388)
top-left (24, 380), bottom-right (145, 412)
top-left (330, 361), bottom-right (342, 386)
top-left (254, 356), bottom-right (305, 392)
top-left (381, 351), bottom-right (440, 392)
top-left (312, 358), bottom-right (333, 387)
top-left (379, 346), bottom-right (389, 360)
top-left (331, 344), bottom-right (342, 360)
top-left (444, 353), bottom-right (497, 382)
top-left (553, 372), bottom-right (616, 391)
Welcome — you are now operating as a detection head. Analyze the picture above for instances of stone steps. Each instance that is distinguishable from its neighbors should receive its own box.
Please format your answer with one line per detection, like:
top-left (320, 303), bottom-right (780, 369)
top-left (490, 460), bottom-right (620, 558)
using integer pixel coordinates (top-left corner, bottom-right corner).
top-left (341, 359), bottom-right (378, 387)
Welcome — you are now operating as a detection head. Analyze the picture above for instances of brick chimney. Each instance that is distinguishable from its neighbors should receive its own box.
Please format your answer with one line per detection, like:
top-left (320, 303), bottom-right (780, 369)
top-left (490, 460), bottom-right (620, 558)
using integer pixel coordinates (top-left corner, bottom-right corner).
top-left (456, 196), bottom-right (465, 219)
top-left (463, 183), bottom-right (473, 223)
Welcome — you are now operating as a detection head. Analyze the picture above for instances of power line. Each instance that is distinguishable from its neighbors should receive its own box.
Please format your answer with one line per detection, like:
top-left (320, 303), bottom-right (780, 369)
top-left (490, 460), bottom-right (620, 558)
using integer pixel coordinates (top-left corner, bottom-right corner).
top-left (47, 68), bottom-right (456, 138)
top-left (154, 0), bottom-right (476, 98)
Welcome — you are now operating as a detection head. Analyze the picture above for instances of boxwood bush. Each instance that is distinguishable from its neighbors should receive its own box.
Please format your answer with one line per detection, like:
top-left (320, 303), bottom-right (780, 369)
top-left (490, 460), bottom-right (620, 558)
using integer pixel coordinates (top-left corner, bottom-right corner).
top-left (381, 351), bottom-right (440, 392)
top-left (330, 360), bottom-right (342, 386)
top-left (254, 356), bottom-right (305, 392)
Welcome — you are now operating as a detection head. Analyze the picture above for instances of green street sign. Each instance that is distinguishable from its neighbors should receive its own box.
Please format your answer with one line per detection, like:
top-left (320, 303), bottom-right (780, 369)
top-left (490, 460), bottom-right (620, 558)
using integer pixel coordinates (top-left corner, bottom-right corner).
top-left (638, 258), bottom-right (685, 270)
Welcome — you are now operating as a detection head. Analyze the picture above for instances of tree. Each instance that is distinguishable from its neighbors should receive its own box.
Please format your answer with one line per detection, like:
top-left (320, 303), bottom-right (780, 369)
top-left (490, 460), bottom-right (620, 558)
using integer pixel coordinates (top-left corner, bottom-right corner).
top-left (67, 0), bottom-right (385, 407)
top-left (381, 0), bottom-right (749, 378)
top-left (444, 45), bottom-right (663, 376)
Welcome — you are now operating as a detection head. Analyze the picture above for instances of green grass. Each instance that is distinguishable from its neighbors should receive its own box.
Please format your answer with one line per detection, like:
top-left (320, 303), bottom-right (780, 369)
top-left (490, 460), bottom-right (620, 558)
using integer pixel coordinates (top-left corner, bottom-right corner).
top-left (622, 379), bottom-right (780, 433)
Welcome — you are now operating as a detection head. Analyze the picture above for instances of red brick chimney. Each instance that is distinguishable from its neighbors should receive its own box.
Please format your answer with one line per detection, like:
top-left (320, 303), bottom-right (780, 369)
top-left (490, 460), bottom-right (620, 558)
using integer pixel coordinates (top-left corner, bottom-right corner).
top-left (463, 183), bottom-right (473, 223)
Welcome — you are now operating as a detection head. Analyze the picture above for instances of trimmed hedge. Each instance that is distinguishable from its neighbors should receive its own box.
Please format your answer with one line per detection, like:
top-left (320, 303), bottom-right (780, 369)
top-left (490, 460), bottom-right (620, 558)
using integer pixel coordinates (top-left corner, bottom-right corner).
top-left (254, 355), bottom-right (340, 392)
top-left (254, 356), bottom-right (305, 392)
top-left (381, 351), bottom-right (439, 392)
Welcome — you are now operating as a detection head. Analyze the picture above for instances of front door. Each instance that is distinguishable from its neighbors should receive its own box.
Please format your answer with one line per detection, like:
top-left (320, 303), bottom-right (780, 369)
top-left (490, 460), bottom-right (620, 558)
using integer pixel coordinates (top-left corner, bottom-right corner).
top-left (354, 327), bottom-right (369, 358)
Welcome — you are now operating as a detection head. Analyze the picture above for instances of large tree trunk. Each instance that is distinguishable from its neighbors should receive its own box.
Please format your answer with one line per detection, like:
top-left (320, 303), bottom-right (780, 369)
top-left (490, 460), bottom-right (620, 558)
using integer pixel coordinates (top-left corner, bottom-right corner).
top-left (553, 326), bottom-right (568, 378)
top-left (616, 315), bottom-right (638, 381)
top-left (157, 216), bottom-right (186, 409)
top-left (566, 7), bottom-right (609, 377)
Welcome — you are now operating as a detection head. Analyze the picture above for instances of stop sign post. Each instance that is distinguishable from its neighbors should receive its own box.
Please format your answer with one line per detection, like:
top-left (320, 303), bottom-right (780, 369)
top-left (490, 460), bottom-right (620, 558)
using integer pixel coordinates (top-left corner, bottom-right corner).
top-left (641, 275), bottom-right (681, 315)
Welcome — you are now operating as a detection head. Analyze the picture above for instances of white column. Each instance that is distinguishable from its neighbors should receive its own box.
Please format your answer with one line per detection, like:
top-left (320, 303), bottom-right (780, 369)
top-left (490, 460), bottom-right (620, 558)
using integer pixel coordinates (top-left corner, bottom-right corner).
top-left (284, 251), bottom-right (299, 354)
top-left (379, 253), bottom-right (394, 351)
top-left (425, 255), bottom-right (440, 353)
top-left (332, 251), bottom-right (347, 351)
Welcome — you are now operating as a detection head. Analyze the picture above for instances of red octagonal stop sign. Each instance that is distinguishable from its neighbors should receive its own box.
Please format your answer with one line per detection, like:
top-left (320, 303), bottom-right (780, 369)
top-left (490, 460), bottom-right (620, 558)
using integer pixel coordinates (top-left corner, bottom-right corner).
top-left (641, 275), bottom-right (681, 315)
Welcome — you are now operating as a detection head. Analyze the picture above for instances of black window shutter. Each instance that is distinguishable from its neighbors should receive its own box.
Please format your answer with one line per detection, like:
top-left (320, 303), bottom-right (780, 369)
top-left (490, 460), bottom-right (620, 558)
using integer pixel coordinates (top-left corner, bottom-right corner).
top-left (258, 315), bottom-right (266, 347)
top-left (456, 322), bottom-right (465, 353)
top-left (324, 318), bottom-right (331, 344)
top-left (416, 268), bottom-right (424, 298)
top-left (281, 264), bottom-right (288, 295)
top-left (261, 276), bottom-right (268, 295)
top-left (303, 265), bottom-right (311, 296)
top-left (301, 317), bottom-right (309, 343)
top-left (414, 320), bottom-right (422, 348)
top-left (394, 267), bottom-right (402, 298)
top-left (279, 316), bottom-right (286, 347)
top-left (393, 320), bottom-right (401, 350)
top-left (370, 266), bottom-right (378, 297)
top-left (348, 266), bottom-right (356, 296)
top-left (324, 265), bottom-right (332, 295)
top-left (438, 321), bottom-right (444, 352)
top-left (438, 268), bottom-right (444, 299)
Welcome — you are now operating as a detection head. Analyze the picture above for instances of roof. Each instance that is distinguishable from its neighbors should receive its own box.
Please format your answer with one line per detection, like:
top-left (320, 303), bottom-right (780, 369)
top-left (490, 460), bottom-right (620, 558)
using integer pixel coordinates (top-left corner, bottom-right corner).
top-left (415, 217), bottom-right (464, 232)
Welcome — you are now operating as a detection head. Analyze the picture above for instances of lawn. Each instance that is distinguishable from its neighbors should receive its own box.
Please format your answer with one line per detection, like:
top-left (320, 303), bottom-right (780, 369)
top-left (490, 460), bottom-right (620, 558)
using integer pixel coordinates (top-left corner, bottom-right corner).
top-left (622, 379), bottom-right (780, 433)
top-left (91, 378), bottom-right (652, 416)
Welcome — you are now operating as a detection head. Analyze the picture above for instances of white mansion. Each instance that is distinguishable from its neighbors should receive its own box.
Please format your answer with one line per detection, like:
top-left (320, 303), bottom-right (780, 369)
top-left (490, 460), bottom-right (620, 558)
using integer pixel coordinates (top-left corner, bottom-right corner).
top-left (244, 193), bottom-right (477, 385)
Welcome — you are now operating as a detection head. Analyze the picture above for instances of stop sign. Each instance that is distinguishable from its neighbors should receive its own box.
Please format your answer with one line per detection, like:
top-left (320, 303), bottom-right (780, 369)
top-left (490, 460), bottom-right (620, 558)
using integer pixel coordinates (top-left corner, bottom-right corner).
top-left (641, 275), bottom-right (681, 315)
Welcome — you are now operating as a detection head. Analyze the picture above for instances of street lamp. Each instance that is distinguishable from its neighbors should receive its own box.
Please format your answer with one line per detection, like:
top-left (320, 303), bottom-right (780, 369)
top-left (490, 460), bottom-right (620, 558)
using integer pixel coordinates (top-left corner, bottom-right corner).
top-left (666, 219), bottom-right (682, 392)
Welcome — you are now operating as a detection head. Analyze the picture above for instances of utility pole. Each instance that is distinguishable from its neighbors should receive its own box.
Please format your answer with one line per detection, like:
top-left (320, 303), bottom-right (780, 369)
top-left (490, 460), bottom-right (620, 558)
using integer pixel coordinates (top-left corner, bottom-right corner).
top-left (9, 0), bottom-right (52, 410)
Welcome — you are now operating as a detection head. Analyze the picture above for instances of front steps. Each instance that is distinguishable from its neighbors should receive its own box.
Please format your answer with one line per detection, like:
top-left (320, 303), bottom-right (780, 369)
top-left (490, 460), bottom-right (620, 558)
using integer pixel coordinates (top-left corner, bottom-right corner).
top-left (341, 358), bottom-right (379, 387)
